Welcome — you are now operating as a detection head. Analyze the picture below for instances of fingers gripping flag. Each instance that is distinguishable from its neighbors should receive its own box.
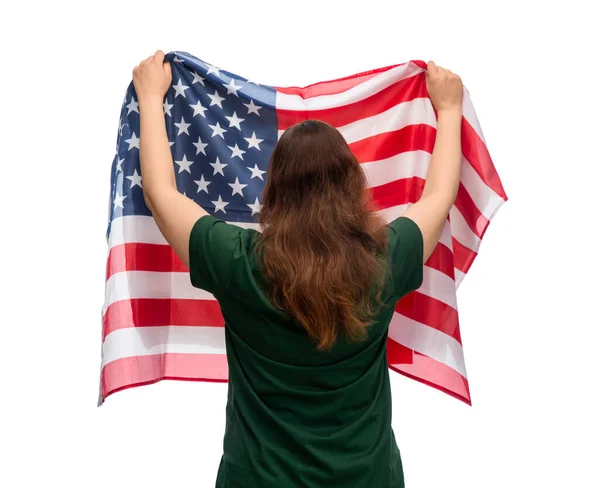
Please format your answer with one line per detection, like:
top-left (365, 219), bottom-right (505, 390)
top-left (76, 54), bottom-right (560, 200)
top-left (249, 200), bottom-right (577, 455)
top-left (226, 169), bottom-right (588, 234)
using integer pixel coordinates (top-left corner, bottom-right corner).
top-left (102, 51), bottom-right (507, 405)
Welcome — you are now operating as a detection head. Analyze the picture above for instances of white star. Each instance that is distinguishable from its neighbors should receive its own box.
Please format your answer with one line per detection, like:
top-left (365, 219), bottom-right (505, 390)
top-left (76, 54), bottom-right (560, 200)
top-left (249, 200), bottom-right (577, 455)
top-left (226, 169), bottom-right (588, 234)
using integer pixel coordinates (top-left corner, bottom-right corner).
top-left (189, 100), bottom-right (208, 118)
top-left (211, 195), bottom-right (229, 214)
top-left (247, 163), bottom-right (266, 180)
top-left (244, 132), bottom-right (264, 150)
top-left (174, 116), bottom-right (191, 136)
top-left (163, 100), bottom-right (174, 117)
top-left (192, 136), bottom-right (208, 155)
top-left (125, 132), bottom-right (140, 150)
top-left (113, 192), bottom-right (126, 209)
top-left (228, 177), bottom-right (248, 197)
top-left (126, 169), bottom-right (143, 188)
top-left (119, 121), bottom-right (125, 136)
top-left (174, 154), bottom-right (194, 173)
top-left (173, 56), bottom-right (184, 63)
top-left (192, 71), bottom-right (205, 86)
top-left (228, 143), bottom-right (246, 160)
top-left (194, 174), bottom-right (211, 193)
top-left (243, 99), bottom-right (261, 116)
top-left (206, 64), bottom-right (221, 76)
top-left (223, 79), bottom-right (242, 97)
top-left (126, 97), bottom-right (139, 114)
top-left (173, 79), bottom-right (190, 98)
top-left (247, 197), bottom-right (262, 215)
top-left (169, 141), bottom-right (175, 147)
top-left (210, 157), bottom-right (228, 176)
top-left (225, 111), bottom-right (245, 130)
top-left (208, 122), bottom-right (227, 139)
top-left (116, 157), bottom-right (125, 172)
top-left (207, 90), bottom-right (225, 108)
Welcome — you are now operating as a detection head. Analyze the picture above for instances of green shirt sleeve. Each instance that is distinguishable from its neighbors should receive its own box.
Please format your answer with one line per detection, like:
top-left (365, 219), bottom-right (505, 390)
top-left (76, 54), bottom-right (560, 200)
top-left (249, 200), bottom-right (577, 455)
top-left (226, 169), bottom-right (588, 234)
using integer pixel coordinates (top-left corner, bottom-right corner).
top-left (188, 214), bottom-right (247, 297)
top-left (387, 216), bottom-right (424, 299)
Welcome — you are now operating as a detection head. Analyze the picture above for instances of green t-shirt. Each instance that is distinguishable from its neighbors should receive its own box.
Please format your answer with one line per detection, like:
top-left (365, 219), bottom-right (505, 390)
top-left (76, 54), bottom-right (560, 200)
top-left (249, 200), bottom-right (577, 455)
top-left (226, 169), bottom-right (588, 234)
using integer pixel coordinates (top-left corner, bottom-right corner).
top-left (189, 215), bottom-right (423, 488)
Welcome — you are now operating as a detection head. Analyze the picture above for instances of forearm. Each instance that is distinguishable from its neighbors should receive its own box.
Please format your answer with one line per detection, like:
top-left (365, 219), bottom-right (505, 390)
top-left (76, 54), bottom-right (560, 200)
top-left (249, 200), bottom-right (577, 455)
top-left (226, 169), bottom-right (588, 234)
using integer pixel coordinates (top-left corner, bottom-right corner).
top-left (139, 99), bottom-right (177, 209)
top-left (421, 109), bottom-right (462, 207)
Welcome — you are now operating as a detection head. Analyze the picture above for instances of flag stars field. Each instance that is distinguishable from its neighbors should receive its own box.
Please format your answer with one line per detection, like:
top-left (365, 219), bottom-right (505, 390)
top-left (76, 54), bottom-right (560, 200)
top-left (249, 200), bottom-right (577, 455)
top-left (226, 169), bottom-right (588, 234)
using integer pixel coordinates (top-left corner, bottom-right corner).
top-left (223, 79), bottom-right (242, 97)
top-left (195, 174), bottom-right (211, 193)
top-left (228, 144), bottom-right (246, 160)
top-left (225, 111), bottom-right (245, 130)
top-left (211, 195), bottom-right (229, 213)
top-left (175, 154), bottom-right (194, 173)
top-left (244, 132), bottom-right (263, 150)
top-left (163, 100), bottom-right (174, 116)
top-left (173, 79), bottom-right (189, 98)
top-left (210, 157), bottom-right (227, 176)
top-left (190, 100), bottom-right (208, 118)
top-left (191, 71), bottom-right (205, 86)
top-left (244, 99), bottom-right (261, 115)
top-left (229, 177), bottom-right (247, 197)
top-left (126, 97), bottom-right (139, 114)
top-left (126, 169), bottom-right (142, 188)
top-left (207, 90), bottom-right (225, 108)
top-left (174, 117), bottom-right (191, 136)
top-left (209, 122), bottom-right (227, 138)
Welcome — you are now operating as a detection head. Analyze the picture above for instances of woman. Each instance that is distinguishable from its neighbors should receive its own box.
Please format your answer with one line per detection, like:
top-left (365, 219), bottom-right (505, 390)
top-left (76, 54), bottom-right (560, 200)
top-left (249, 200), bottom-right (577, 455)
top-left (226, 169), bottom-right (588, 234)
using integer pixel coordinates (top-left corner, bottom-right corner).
top-left (132, 50), bottom-right (463, 488)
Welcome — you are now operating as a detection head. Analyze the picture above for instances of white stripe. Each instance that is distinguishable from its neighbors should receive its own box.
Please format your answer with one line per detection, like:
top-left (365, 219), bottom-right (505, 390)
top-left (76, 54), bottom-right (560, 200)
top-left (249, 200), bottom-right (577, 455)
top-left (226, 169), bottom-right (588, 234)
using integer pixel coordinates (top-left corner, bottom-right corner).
top-left (277, 97), bottom-right (436, 144)
top-left (454, 269), bottom-right (466, 288)
top-left (101, 326), bottom-right (226, 368)
top-left (108, 204), bottom-right (451, 250)
top-left (108, 216), bottom-right (260, 249)
top-left (100, 317), bottom-right (466, 380)
top-left (103, 270), bottom-right (214, 313)
top-left (380, 205), bottom-right (453, 253)
top-left (108, 207), bottom-right (455, 274)
top-left (361, 150), bottom-right (429, 187)
top-left (462, 88), bottom-right (485, 144)
top-left (419, 266), bottom-right (457, 310)
top-left (105, 263), bottom-right (458, 327)
top-left (449, 206), bottom-right (481, 253)
top-left (275, 61), bottom-right (424, 110)
top-left (460, 156), bottom-right (505, 220)
top-left (388, 312), bottom-right (467, 377)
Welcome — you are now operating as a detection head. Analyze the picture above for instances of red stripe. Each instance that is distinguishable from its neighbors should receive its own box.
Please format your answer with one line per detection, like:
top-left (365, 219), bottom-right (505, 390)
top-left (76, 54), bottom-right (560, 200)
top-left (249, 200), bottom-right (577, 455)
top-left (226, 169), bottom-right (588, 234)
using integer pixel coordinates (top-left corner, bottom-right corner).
top-left (395, 292), bottom-right (462, 343)
top-left (276, 72), bottom-right (426, 131)
top-left (454, 183), bottom-right (489, 238)
top-left (105, 219), bottom-right (459, 285)
top-left (350, 124), bottom-right (437, 163)
top-left (370, 175), bottom-right (424, 210)
top-left (275, 63), bottom-right (399, 98)
top-left (101, 353), bottom-right (228, 402)
top-left (461, 118), bottom-right (507, 200)
top-left (103, 298), bottom-right (224, 339)
top-left (387, 340), bottom-right (471, 405)
top-left (425, 242), bottom-right (455, 279)
top-left (107, 242), bottom-right (188, 280)
top-left (452, 237), bottom-right (478, 275)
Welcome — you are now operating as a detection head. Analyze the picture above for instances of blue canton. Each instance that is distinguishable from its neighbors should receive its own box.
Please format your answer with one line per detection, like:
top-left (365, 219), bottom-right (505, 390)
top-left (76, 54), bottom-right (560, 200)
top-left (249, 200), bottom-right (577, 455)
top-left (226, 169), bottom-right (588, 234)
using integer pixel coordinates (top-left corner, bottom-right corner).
top-left (108, 51), bottom-right (278, 237)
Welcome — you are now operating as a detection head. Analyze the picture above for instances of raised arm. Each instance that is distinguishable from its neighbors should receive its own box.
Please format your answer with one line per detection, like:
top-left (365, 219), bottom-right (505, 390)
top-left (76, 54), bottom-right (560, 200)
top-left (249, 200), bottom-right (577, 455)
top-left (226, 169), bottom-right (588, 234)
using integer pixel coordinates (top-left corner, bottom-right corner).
top-left (402, 61), bottom-right (464, 262)
top-left (133, 50), bottom-right (208, 269)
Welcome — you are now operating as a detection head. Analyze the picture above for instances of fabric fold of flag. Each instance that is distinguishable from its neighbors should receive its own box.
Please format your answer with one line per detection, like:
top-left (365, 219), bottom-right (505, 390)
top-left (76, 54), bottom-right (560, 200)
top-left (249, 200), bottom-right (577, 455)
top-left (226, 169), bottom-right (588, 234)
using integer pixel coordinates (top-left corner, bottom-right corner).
top-left (100, 51), bottom-right (507, 406)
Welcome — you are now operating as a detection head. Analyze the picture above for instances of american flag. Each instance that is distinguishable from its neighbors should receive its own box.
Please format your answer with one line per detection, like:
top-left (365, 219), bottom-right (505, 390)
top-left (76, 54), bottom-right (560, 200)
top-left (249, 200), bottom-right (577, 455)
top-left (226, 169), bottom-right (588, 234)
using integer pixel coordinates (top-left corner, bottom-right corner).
top-left (101, 51), bottom-right (506, 405)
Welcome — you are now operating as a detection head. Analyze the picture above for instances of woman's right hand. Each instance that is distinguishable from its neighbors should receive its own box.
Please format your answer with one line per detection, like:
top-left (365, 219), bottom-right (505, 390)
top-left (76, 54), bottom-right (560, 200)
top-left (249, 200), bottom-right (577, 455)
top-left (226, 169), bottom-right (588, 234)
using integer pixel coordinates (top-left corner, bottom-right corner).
top-left (425, 61), bottom-right (463, 113)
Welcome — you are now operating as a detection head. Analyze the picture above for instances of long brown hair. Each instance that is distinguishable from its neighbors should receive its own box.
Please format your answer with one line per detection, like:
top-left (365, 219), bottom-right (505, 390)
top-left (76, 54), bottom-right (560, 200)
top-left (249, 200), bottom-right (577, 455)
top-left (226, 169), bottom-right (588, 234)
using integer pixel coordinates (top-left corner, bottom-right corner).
top-left (255, 120), bottom-right (389, 350)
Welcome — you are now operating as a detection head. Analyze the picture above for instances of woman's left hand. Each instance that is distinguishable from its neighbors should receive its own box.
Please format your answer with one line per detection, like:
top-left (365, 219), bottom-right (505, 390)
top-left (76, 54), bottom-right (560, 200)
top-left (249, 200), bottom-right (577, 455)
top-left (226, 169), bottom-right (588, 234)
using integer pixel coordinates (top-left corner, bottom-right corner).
top-left (132, 50), bottom-right (172, 105)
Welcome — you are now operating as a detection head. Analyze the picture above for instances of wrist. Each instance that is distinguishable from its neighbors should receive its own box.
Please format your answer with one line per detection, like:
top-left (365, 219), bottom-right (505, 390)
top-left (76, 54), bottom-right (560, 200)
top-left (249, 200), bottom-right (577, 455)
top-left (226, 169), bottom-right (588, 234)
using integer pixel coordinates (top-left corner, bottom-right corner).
top-left (138, 96), bottom-right (164, 110)
top-left (437, 107), bottom-right (462, 118)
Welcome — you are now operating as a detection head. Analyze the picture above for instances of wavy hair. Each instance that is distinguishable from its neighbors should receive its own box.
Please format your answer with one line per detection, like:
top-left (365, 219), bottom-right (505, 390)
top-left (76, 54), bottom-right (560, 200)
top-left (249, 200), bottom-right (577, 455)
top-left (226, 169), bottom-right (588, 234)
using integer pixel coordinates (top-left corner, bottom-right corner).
top-left (255, 120), bottom-right (389, 350)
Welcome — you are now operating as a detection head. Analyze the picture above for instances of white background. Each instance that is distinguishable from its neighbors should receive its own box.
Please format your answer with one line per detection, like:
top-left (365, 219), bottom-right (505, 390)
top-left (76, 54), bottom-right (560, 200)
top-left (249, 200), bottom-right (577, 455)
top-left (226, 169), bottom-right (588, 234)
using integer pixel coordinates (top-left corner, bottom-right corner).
top-left (1, 1), bottom-right (598, 487)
